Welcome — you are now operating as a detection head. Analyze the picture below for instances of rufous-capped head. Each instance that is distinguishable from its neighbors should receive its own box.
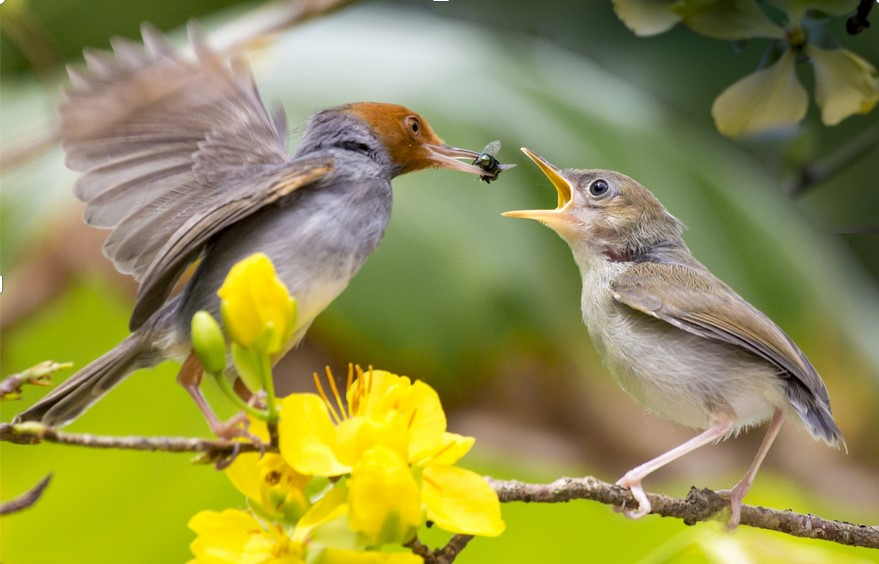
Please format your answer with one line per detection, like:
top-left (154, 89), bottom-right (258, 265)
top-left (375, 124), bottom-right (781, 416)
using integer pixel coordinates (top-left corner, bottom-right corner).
top-left (342, 102), bottom-right (495, 177)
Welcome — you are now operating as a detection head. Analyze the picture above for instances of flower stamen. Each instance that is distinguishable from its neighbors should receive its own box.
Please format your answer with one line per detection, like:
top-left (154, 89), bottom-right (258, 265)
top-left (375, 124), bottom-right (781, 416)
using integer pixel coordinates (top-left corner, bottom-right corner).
top-left (325, 366), bottom-right (347, 419)
top-left (312, 372), bottom-right (342, 425)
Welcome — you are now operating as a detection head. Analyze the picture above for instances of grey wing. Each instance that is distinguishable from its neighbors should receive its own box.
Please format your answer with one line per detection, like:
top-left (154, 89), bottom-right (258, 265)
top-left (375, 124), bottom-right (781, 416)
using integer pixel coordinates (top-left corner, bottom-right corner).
top-left (130, 158), bottom-right (333, 328)
top-left (60, 22), bottom-right (289, 288)
top-left (610, 262), bottom-right (843, 446)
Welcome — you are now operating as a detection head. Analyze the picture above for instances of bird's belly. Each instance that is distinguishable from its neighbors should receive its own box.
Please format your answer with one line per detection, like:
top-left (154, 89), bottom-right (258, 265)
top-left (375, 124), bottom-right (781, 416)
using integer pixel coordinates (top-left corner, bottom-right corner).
top-left (589, 308), bottom-right (784, 431)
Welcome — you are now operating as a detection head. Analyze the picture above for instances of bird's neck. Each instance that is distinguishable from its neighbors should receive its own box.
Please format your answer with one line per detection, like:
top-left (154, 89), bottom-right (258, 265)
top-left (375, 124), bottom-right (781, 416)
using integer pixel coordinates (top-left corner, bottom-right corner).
top-left (571, 235), bottom-right (692, 270)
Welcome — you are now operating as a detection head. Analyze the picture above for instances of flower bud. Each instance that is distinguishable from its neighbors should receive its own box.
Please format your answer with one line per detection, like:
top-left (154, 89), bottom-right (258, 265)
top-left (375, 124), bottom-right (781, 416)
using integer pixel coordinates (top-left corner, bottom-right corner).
top-left (191, 311), bottom-right (227, 374)
top-left (217, 253), bottom-right (297, 354)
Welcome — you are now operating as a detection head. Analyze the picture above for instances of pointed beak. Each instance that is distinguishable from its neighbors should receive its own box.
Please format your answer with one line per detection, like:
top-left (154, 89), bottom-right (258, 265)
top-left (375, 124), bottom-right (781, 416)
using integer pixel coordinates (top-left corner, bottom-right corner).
top-left (424, 144), bottom-right (514, 180)
top-left (502, 148), bottom-right (575, 228)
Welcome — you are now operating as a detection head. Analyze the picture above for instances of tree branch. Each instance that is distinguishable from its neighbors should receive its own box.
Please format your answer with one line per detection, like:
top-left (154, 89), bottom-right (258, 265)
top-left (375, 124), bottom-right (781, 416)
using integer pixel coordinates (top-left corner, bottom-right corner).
top-left (3, 421), bottom-right (875, 549)
top-left (407, 534), bottom-right (474, 564)
top-left (0, 361), bottom-right (71, 400)
top-left (0, 422), bottom-right (263, 467)
top-left (487, 477), bottom-right (879, 549)
top-left (785, 124), bottom-right (879, 197)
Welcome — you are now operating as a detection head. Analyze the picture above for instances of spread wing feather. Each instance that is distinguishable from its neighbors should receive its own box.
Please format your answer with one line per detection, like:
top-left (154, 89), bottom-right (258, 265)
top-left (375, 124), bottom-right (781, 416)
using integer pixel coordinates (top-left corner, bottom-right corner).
top-left (60, 22), bottom-right (290, 284)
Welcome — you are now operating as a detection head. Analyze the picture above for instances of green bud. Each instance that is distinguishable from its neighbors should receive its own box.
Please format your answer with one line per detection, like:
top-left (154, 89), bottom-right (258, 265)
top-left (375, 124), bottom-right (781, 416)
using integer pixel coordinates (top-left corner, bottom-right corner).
top-left (191, 311), bottom-right (227, 374)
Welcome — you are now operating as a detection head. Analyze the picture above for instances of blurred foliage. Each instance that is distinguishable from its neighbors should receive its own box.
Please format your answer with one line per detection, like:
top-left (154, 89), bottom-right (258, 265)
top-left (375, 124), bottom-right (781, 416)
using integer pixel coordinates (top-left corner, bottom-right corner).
top-left (2, 0), bottom-right (879, 562)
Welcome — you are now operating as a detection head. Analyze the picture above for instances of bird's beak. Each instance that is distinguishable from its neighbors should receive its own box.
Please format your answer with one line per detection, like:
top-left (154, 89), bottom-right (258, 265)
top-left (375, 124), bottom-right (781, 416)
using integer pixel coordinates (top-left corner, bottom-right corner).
top-left (502, 148), bottom-right (575, 227)
top-left (424, 144), bottom-right (513, 180)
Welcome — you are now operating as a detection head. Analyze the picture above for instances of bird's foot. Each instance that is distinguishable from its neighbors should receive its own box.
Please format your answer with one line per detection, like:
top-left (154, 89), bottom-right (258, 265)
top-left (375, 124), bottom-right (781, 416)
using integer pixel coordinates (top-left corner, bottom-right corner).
top-left (615, 475), bottom-right (652, 519)
top-left (210, 411), bottom-right (264, 447)
top-left (716, 482), bottom-right (748, 530)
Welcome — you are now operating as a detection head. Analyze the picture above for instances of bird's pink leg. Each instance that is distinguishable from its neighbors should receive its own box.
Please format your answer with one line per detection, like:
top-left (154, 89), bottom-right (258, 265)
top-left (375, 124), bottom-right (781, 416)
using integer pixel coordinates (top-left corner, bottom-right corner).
top-left (177, 352), bottom-right (250, 440)
top-left (717, 408), bottom-right (785, 529)
top-left (616, 417), bottom-right (735, 519)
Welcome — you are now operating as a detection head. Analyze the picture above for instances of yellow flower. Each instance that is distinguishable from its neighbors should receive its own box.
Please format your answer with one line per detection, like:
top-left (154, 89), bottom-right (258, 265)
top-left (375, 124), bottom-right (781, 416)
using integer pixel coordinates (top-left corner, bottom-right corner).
top-left (190, 492), bottom-right (424, 563)
top-left (348, 446), bottom-right (423, 545)
top-left (226, 452), bottom-right (311, 524)
top-left (279, 367), bottom-right (505, 538)
top-left (217, 253), bottom-right (297, 355)
top-left (224, 418), bottom-right (311, 523)
top-left (188, 509), bottom-right (304, 564)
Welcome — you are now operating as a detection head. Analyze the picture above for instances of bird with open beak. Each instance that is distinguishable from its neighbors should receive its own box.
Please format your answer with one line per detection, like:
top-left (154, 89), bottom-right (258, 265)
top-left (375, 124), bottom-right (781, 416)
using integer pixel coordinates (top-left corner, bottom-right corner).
top-left (503, 148), bottom-right (843, 529)
top-left (15, 23), bottom-right (512, 433)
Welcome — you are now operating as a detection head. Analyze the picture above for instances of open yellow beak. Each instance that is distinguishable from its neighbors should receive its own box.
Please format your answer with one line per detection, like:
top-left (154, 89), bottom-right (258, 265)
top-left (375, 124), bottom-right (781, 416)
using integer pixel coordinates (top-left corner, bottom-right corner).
top-left (502, 148), bottom-right (574, 226)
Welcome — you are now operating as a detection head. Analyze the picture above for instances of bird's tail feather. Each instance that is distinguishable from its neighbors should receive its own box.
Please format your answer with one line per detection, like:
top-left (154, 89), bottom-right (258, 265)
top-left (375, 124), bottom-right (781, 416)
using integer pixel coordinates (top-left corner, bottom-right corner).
top-left (787, 384), bottom-right (846, 451)
top-left (14, 334), bottom-right (147, 427)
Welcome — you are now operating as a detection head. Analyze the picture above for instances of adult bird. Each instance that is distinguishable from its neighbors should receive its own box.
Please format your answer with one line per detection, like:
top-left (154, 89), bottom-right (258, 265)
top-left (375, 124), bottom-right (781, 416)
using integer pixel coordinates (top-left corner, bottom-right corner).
top-left (503, 148), bottom-right (843, 528)
top-left (15, 24), bottom-right (508, 433)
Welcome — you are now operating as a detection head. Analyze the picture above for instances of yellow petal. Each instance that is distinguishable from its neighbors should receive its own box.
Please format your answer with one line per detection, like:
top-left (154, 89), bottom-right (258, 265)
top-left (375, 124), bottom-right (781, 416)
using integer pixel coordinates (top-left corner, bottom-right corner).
top-left (612, 0), bottom-right (680, 37)
top-left (225, 453), bottom-right (265, 504)
top-left (416, 433), bottom-right (474, 467)
top-left (399, 381), bottom-right (448, 461)
top-left (348, 370), bottom-right (409, 418)
top-left (292, 482), bottom-right (351, 544)
top-left (218, 253), bottom-right (293, 353)
top-left (322, 550), bottom-right (423, 564)
top-left (348, 446), bottom-right (423, 545)
top-left (422, 466), bottom-right (505, 537)
top-left (188, 509), bottom-right (305, 564)
top-left (334, 416), bottom-right (409, 469)
top-left (226, 451), bottom-right (311, 523)
top-left (807, 45), bottom-right (879, 126)
top-left (189, 509), bottom-right (259, 563)
top-left (279, 394), bottom-right (349, 476)
top-left (712, 49), bottom-right (807, 138)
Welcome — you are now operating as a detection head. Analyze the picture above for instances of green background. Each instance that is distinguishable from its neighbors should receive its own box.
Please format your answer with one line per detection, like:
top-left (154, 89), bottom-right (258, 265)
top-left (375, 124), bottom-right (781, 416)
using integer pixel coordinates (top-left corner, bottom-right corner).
top-left (1, 1), bottom-right (877, 562)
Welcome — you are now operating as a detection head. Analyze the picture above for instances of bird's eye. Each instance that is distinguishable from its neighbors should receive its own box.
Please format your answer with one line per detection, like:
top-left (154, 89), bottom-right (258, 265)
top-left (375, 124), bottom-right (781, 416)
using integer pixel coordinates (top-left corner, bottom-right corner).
top-left (589, 179), bottom-right (610, 197)
top-left (406, 116), bottom-right (421, 136)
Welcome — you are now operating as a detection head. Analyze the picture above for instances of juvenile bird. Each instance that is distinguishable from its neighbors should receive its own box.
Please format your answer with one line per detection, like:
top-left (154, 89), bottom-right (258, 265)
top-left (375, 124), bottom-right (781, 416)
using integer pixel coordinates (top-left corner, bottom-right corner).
top-left (15, 24), bottom-right (508, 432)
top-left (503, 148), bottom-right (843, 528)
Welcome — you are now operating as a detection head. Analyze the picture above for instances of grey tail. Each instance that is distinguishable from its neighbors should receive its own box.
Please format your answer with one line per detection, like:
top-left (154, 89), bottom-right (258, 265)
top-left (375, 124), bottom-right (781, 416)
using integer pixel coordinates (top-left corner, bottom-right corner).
top-left (14, 333), bottom-right (147, 427)
top-left (786, 382), bottom-right (846, 452)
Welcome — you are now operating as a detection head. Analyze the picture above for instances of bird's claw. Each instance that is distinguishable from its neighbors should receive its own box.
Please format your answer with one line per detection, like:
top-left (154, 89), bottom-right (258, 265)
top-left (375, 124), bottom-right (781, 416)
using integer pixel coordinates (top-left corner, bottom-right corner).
top-left (716, 484), bottom-right (746, 530)
top-left (209, 411), bottom-right (265, 448)
top-left (615, 476), bottom-right (652, 519)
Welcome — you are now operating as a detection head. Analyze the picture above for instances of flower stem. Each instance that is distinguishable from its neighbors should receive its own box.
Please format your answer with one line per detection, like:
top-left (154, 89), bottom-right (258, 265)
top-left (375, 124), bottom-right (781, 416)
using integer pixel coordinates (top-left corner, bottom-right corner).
top-left (210, 371), bottom-right (268, 420)
top-left (260, 353), bottom-right (280, 426)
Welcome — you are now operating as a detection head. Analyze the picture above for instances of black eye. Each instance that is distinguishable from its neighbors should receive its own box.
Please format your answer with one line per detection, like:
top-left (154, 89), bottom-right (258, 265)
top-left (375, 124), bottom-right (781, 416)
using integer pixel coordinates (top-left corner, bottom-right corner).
top-left (407, 116), bottom-right (421, 135)
top-left (589, 179), bottom-right (610, 197)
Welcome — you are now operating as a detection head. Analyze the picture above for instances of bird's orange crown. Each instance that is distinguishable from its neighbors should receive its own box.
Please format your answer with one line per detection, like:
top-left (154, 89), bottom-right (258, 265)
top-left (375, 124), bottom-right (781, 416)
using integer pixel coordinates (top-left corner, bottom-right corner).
top-left (344, 102), bottom-right (488, 176)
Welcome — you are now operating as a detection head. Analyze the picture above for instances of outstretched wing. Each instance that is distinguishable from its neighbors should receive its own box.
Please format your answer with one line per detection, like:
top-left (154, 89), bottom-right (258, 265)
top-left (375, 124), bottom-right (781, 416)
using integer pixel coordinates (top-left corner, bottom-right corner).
top-left (60, 23), bottom-right (288, 280)
top-left (610, 261), bottom-right (842, 445)
top-left (59, 23), bottom-right (331, 328)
